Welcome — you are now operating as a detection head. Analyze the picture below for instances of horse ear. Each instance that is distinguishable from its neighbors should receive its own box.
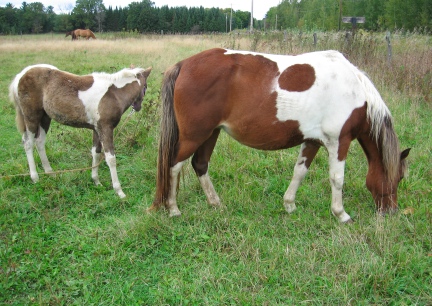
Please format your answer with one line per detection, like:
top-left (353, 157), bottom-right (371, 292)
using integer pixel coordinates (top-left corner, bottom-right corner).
top-left (143, 67), bottom-right (152, 78)
top-left (400, 148), bottom-right (411, 160)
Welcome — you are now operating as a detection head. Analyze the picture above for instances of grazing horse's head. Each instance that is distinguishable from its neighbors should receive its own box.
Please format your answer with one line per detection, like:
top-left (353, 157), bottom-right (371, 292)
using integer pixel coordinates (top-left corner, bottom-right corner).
top-left (365, 147), bottom-right (410, 214)
top-left (130, 67), bottom-right (152, 112)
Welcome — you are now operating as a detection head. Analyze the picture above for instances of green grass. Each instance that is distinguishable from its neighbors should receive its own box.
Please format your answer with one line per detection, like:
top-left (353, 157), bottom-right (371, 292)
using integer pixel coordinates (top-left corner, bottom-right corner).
top-left (0, 33), bottom-right (431, 305)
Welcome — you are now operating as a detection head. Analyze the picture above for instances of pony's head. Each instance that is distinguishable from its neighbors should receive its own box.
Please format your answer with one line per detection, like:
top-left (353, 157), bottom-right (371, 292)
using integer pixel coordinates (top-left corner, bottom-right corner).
top-left (131, 67), bottom-right (152, 112)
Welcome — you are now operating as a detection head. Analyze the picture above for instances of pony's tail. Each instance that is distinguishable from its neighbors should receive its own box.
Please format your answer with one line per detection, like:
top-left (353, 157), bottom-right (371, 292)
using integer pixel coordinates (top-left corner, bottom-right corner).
top-left (356, 70), bottom-right (401, 182)
top-left (9, 77), bottom-right (25, 134)
top-left (149, 63), bottom-right (182, 211)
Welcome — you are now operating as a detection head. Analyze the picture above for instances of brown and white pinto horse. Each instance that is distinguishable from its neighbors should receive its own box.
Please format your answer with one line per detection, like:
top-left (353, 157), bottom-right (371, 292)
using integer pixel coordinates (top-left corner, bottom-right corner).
top-left (9, 64), bottom-right (152, 198)
top-left (150, 48), bottom-right (410, 222)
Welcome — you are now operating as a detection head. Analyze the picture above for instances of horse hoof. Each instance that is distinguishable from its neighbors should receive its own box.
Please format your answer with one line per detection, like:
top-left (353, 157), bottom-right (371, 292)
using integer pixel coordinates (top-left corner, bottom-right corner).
top-left (284, 203), bottom-right (297, 214)
top-left (343, 218), bottom-right (354, 224)
top-left (118, 192), bottom-right (126, 199)
top-left (169, 209), bottom-right (182, 217)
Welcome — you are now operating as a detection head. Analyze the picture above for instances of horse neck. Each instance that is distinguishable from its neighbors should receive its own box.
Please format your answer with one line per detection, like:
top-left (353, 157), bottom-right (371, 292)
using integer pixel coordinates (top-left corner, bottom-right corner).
top-left (357, 119), bottom-right (401, 210)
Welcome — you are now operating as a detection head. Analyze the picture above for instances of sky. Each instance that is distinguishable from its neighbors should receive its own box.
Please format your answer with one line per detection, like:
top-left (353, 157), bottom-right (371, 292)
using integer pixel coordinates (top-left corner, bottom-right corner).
top-left (0, 0), bottom-right (281, 19)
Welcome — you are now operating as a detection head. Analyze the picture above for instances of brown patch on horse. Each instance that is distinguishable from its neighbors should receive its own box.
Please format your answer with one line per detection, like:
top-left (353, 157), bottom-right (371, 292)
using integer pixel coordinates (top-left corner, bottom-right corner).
top-left (279, 64), bottom-right (316, 92)
top-left (181, 49), bottom-right (306, 151)
top-left (338, 103), bottom-right (368, 161)
top-left (19, 67), bottom-right (94, 129)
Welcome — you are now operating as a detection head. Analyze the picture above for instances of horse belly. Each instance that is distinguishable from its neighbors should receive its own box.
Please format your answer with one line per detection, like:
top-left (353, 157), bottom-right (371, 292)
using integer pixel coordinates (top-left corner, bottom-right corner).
top-left (43, 96), bottom-right (91, 128)
top-left (222, 118), bottom-right (305, 151)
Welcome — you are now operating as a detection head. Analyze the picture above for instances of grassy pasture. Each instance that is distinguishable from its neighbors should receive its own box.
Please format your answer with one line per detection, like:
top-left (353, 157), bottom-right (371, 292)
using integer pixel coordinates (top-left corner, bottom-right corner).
top-left (0, 32), bottom-right (431, 304)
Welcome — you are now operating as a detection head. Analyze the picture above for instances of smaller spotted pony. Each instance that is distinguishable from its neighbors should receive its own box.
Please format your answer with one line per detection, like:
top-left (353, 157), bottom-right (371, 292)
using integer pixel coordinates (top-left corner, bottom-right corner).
top-left (150, 48), bottom-right (410, 222)
top-left (9, 64), bottom-right (152, 198)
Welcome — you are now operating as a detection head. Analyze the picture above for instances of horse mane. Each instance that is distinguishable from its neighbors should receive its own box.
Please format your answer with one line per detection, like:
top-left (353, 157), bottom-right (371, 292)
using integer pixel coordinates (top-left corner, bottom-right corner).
top-left (356, 69), bottom-right (402, 182)
top-left (92, 68), bottom-right (146, 82)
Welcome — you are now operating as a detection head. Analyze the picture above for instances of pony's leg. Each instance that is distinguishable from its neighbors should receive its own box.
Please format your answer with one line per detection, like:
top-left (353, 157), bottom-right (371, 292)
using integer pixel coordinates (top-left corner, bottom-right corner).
top-left (327, 142), bottom-right (352, 223)
top-left (99, 129), bottom-right (126, 198)
top-left (91, 131), bottom-right (102, 186)
top-left (167, 161), bottom-right (185, 217)
top-left (22, 131), bottom-right (39, 183)
top-left (284, 141), bottom-right (320, 213)
top-left (35, 116), bottom-right (53, 174)
top-left (191, 129), bottom-right (221, 207)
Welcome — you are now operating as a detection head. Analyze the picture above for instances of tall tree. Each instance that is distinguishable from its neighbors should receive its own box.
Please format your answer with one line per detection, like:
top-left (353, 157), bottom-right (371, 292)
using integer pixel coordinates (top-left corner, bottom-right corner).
top-left (71, 0), bottom-right (105, 30)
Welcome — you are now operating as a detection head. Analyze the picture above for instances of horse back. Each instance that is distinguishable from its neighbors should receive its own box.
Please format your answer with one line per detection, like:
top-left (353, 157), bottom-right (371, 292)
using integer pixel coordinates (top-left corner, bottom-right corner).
top-left (17, 66), bottom-right (94, 128)
top-left (172, 48), bottom-right (368, 150)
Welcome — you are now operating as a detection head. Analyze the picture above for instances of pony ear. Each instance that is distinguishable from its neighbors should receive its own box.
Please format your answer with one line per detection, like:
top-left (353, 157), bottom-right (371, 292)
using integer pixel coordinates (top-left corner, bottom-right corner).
top-left (400, 148), bottom-right (411, 160)
top-left (143, 67), bottom-right (152, 78)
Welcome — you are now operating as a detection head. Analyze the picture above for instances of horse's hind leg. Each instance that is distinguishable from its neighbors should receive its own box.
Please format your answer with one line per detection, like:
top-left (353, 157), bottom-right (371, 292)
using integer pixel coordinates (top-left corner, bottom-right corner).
top-left (91, 131), bottom-right (102, 186)
top-left (191, 129), bottom-right (221, 208)
top-left (35, 115), bottom-right (53, 174)
top-left (22, 130), bottom-right (39, 183)
top-left (284, 141), bottom-right (320, 213)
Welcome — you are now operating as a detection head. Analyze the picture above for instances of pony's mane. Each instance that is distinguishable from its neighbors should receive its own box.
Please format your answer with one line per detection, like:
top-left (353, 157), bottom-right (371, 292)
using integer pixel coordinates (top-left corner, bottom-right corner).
top-left (93, 68), bottom-right (146, 82)
top-left (356, 69), bottom-right (401, 182)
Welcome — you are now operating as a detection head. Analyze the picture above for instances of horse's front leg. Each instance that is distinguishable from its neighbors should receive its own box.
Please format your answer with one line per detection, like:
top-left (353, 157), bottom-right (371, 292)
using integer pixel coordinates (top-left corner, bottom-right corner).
top-left (91, 131), bottom-right (103, 186)
top-left (326, 141), bottom-right (352, 223)
top-left (284, 141), bottom-right (320, 213)
top-left (99, 128), bottom-right (126, 198)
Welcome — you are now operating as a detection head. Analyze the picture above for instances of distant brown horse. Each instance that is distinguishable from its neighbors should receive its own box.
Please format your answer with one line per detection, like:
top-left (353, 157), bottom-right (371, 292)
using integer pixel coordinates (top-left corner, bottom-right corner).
top-left (10, 64), bottom-right (152, 198)
top-left (66, 29), bottom-right (96, 40)
top-left (65, 30), bottom-right (77, 40)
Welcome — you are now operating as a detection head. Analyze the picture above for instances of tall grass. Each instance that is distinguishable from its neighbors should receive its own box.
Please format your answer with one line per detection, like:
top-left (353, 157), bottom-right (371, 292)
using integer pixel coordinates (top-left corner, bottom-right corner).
top-left (0, 33), bottom-right (431, 304)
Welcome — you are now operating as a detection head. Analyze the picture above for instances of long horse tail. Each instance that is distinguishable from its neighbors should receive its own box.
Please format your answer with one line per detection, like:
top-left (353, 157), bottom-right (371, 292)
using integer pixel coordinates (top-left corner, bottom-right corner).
top-left (149, 63), bottom-right (182, 211)
top-left (356, 69), bottom-right (401, 182)
top-left (9, 76), bottom-right (25, 134)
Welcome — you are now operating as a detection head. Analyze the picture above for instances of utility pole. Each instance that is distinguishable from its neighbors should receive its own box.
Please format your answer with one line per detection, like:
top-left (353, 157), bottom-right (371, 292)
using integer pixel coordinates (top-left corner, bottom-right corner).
top-left (230, 4), bottom-right (232, 32)
top-left (250, 0), bottom-right (253, 32)
top-left (226, 13), bottom-right (228, 33)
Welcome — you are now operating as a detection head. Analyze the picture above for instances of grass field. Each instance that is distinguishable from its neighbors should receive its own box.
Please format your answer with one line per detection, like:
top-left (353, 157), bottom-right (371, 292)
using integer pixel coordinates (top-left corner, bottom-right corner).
top-left (0, 32), bottom-right (431, 305)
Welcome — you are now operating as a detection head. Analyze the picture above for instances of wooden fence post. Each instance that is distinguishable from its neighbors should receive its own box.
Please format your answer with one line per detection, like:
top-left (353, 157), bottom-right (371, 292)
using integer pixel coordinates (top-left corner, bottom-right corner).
top-left (386, 31), bottom-right (392, 65)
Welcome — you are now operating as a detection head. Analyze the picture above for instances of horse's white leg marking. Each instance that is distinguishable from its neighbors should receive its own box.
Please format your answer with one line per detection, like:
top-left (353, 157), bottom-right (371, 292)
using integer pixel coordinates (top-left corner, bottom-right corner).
top-left (23, 131), bottom-right (38, 183)
top-left (327, 143), bottom-right (352, 223)
top-left (168, 161), bottom-right (184, 217)
top-left (105, 152), bottom-right (126, 198)
top-left (284, 144), bottom-right (309, 213)
top-left (35, 127), bottom-right (53, 174)
top-left (91, 146), bottom-right (102, 186)
top-left (198, 172), bottom-right (221, 207)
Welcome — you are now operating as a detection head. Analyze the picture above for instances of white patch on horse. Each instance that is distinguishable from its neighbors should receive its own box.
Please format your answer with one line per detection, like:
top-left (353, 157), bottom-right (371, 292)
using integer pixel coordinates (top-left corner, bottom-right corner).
top-left (78, 68), bottom-right (142, 125)
top-left (224, 49), bottom-right (373, 142)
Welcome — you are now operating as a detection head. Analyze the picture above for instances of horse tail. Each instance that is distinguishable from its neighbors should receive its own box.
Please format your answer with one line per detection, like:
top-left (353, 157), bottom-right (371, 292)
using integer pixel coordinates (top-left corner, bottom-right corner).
top-left (9, 76), bottom-right (25, 134)
top-left (356, 70), bottom-right (401, 182)
top-left (149, 63), bottom-right (182, 211)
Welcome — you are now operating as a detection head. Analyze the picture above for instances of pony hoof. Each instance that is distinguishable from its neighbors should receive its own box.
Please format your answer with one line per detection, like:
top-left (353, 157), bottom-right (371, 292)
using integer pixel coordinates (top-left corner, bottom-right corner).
top-left (169, 209), bottom-right (182, 217)
top-left (284, 203), bottom-right (297, 214)
top-left (343, 218), bottom-right (354, 224)
top-left (118, 192), bottom-right (126, 199)
top-left (31, 175), bottom-right (39, 183)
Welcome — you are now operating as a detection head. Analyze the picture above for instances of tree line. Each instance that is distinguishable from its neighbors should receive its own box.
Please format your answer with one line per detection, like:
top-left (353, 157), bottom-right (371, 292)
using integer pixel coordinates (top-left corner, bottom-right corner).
top-left (1, 0), bottom-right (430, 35)
top-left (0, 0), bottom-right (255, 34)
top-left (266, 0), bottom-right (431, 32)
